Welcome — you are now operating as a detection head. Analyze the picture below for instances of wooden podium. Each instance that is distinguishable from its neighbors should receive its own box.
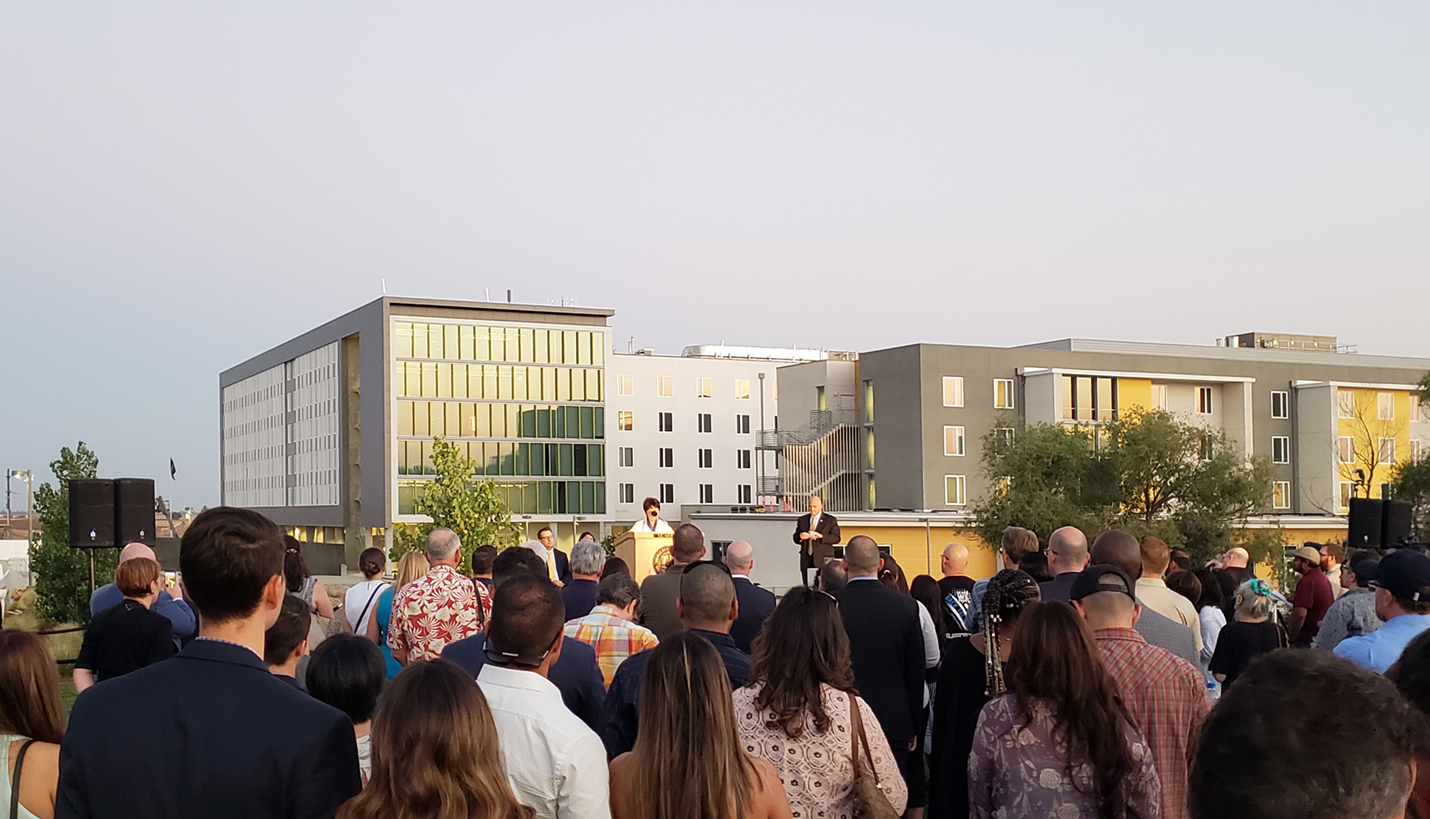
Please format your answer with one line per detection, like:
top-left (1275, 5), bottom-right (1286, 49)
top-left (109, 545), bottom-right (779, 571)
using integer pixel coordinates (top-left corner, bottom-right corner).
top-left (612, 530), bottom-right (673, 584)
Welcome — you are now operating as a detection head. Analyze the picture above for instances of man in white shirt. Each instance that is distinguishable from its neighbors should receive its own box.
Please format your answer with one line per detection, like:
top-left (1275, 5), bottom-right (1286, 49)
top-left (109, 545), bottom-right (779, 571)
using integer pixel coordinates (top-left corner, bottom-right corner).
top-left (477, 574), bottom-right (611, 819)
top-left (630, 497), bottom-right (673, 534)
top-left (1135, 536), bottom-right (1203, 653)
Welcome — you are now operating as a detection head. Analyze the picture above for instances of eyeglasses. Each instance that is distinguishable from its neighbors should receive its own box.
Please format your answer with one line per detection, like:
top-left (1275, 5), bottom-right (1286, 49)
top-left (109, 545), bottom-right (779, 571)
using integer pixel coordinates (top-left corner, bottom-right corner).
top-left (812, 588), bottom-right (839, 607)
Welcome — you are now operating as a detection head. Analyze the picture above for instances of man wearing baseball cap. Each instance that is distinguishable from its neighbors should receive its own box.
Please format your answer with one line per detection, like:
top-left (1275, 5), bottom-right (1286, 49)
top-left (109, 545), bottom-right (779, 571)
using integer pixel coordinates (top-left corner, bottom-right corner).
top-left (1285, 545), bottom-right (1334, 648)
top-left (1334, 549), bottom-right (1430, 673)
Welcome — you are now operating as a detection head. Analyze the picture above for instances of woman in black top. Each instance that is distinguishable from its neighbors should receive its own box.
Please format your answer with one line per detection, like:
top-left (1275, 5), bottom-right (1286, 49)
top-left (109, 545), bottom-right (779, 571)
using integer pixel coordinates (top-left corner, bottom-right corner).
top-left (73, 557), bottom-right (176, 692)
top-left (927, 569), bottom-right (1041, 819)
top-left (1209, 578), bottom-right (1287, 690)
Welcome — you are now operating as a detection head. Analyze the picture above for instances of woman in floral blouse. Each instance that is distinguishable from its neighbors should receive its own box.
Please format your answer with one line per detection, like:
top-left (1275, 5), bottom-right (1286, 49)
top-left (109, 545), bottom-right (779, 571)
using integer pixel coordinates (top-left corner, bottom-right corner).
top-left (969, 602), bottom-right (1161, 819)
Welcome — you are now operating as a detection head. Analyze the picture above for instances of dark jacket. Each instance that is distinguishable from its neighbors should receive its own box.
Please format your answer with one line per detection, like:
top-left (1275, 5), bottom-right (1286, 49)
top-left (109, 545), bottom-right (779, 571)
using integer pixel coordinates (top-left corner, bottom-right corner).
top-left (441, 633), bottom-right (605, 731)
top-left (730, 577), bottom-right (777, 653)
top-left (793, 512), bottom-right (842, 567)
top-left (74, 599), bottom-right (176, 682)
top-left (562, 578), bottom-right (600, 622)
top-left (57, 639), bottom-right (361, 819)
top-left (555, 549), bottom-right (572, 585)
top-left (834, 577), bottom-right (924, 744)
top-left (638, 567), bottom-right (684, 642)
top-left (1038, 572), bottom-right (1081, 603)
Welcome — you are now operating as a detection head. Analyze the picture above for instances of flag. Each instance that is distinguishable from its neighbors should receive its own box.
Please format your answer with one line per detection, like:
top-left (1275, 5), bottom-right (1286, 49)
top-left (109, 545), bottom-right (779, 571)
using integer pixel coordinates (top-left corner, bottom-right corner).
top-left (170, 459), bottom-right (177, 480)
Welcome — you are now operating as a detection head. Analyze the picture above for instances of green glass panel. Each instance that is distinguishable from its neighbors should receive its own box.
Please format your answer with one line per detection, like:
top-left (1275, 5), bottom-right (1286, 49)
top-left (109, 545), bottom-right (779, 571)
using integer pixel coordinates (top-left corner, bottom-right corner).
top-left (588, 445), bottom-right (603, 476)
top-left (558, 443), bottom-right (573, 476)
top-left (581, 481), bottom-right (595, 514)
top-left (595, 481), bottom-right (606, 515)
top-left (536, 406), bottom-right (551, 438)
top-left (520, 406), bottom-right (536, 438)
top-left (593, 407), bottom-right (604, 439)
top-left (515, 443), bottom-right (528, 475)
top-left (501, 443), bottom-right (516, 476)
top-left (529, 443), bottom-right (545, 476)
top-left (565, 406), bottom-right (580, 439)
top-left (579, 406), bottom-right (594, 439)
top-left (538, 481), bottom-right (553, 515)
top-left (573, 444), bottom-right (587, 476)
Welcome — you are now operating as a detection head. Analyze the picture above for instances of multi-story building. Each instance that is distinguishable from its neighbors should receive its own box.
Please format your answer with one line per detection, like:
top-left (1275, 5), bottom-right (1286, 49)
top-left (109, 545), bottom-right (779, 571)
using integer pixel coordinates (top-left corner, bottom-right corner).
top-left (220, 296), bottom-right (613, 563)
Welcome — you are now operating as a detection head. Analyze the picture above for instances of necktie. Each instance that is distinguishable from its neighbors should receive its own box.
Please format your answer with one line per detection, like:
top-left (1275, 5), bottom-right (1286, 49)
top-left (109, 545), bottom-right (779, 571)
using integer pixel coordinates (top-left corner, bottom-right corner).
top-left (547, 549), bottom-right (559, 582)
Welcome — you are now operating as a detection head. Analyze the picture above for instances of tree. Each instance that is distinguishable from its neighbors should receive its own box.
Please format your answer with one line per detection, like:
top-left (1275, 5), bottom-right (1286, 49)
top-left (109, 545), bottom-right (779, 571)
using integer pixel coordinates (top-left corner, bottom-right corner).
top-left (1390, 453), bottom-right (1430, 541)
top-left (391, 437), bottom-right (520, 574)
top-left (28, 442), bottom-right (118, 626)
top-left (1417, 372), bottom-right (1430, 404)
top-left (1334, 390), bottom-right (1407, 503)
top-left (972, 423), bottom-right (1115, 549)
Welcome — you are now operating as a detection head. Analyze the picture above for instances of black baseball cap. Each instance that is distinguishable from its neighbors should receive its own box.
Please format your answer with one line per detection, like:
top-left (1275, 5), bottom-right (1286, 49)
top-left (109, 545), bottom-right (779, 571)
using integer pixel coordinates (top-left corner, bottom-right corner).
top-left (1369, 550), bottom-right (1430, 602)
top-left (1069, 564), bottom-right (1137, 602)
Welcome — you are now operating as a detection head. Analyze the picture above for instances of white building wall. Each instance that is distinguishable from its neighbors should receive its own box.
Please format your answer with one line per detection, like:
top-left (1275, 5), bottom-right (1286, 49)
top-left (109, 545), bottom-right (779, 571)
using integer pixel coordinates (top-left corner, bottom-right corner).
top-left (221, 364), bottom-right (287, 508)
top-left (288, 343), bottom-right (342, 507)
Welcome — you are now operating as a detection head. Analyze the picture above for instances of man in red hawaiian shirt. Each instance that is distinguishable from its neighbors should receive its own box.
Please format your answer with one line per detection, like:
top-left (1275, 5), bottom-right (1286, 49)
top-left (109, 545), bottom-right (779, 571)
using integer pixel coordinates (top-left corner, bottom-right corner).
top-left (388, 528), bottom-right (491, 664)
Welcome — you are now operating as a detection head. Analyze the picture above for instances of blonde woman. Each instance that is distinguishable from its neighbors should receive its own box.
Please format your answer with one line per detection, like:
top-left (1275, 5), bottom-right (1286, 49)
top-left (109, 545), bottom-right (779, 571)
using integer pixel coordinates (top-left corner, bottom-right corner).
top-left (610, 632), bottom-right (792, 819)
top-left (1208, 579), bottom-right (1288, 690)
top-left (367, 552), bottom-right (430, 681)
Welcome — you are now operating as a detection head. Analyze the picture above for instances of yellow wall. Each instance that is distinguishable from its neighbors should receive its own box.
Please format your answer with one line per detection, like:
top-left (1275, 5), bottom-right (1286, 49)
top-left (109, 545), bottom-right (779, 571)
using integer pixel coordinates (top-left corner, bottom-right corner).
top-left (1118, 378), bottom-right (1153, 413)
top-left (844, 524), bottom-right (999, 581)
top-left (1336, 388), bottom-right (1412, 501)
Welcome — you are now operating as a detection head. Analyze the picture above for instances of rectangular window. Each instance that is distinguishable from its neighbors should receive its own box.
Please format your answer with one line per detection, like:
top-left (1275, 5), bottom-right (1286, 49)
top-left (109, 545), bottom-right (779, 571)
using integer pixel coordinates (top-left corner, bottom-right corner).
top-left (617, 411), bottom-right (634, 432)
top-left (698, 449), bottom-right (713, 468)
top-left (657, 376), bottom-right (673, 398)
top-left (865, 428), bottom-right (875, 469)
top-left (944, 475), bottom-right (967, 506)
top-left (1197, 387), bottom-right (1214, 415)
top-left (734, 379), bottom-right (750, 400)
top-left (1412, 395), bottom-right (1422, 422)
top-left (944, 425), bottom-right (966, 457)
top-left (995, 428), bottom-right (1015, 452)
top-left (994, 379), bottom-right (1015, 409)
top-left (1339, 481), bottom-right (1353, 511)
top-left (658, 412), bottom-right (674, 432)
top-left (699, 484), bottom-right (714, 503)
top-left (697, 413), bottom-right (713, 433)
top-left (660, 484), bottom-right (675, 504)
top-left (1379, 437), bottom-right (1396, 465)
top-left (943, 377), bottom-right (964, 408)
top-left (615, 374), bottom-right (633, 396)
top-left (696, 377), bottom-right (712, 399)
top-left (1338, 436), bottom-right (1355, 464)
top-left (619, 483), bottom-right (635, 504)
top-left (736, 414), bottom-right (751, 434)
top-left (737, 485), bottom-right (752, 504)
top-left (1413, 440), bottom-right (1424, 462)
top-left (737, 450), bottom-right (752, 469)
top-left (1272, 436), bottom-right (1290, 464)
top-left (618, 447), bottom-right (634, 467)
top-left (864, 380), bottom-right (875, 423)
top-left (1379, 392), bottom-right (1395, 421)
top-left (659, 448), bottom-right (674, 468)
top-left (1198, 435), bottom-right (1215, 461)
top-left (1271, 391), bottom-right (1289, 419)
top-left (1063, 375), bottom-right (1120, 422)
top-left (1151, 384), bottom-right (1168, 411)
top-left (1339, 390), bottom-right (1355, 419)
top-left (1273, 481), bottom-right (1291, 509)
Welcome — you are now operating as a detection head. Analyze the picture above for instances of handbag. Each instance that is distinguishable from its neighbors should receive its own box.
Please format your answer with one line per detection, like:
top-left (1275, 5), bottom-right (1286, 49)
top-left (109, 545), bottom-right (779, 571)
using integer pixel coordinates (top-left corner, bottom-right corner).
top-left (10, 738), bottom-right (35, 819)
top-left (845, 693), bottom-right (901, 819)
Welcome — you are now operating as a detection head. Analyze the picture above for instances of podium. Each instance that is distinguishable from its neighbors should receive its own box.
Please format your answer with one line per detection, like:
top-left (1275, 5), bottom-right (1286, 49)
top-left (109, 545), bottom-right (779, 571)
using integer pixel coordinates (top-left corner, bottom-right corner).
top-left (612, 530), bottom-right (673, 584)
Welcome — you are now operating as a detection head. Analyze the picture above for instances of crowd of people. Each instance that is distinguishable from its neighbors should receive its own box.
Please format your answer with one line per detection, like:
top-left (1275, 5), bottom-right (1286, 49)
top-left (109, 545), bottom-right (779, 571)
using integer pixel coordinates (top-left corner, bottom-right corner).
top-left (3, 504), bottom-right (1430, 819)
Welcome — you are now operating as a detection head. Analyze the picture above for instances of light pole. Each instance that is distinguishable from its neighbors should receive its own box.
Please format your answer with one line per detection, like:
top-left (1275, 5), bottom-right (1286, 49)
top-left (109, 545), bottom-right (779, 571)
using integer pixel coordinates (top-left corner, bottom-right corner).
top-left (758, 372), bottom-right (766, 505)
top-left (8, 470), bottom-right (33, 548)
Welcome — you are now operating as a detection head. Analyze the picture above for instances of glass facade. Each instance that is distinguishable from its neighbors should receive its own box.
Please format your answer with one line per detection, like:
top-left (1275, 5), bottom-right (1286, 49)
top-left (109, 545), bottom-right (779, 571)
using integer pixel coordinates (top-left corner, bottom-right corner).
top-left (393, 320), bottom-right (607, 516)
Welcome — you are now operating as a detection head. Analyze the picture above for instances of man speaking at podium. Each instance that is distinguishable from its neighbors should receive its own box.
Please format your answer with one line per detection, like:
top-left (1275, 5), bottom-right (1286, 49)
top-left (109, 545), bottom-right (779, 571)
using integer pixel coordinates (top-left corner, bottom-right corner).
top-left (793, 495), bottom-right (840, 587)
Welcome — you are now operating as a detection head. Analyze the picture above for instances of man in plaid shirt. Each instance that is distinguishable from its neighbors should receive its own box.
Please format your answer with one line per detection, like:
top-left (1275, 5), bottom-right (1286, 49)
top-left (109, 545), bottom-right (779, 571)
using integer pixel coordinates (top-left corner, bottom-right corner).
top-left (564, 573), bottom-right (659, 688)
top-left (1073, 564), bottom-right (1208, 819)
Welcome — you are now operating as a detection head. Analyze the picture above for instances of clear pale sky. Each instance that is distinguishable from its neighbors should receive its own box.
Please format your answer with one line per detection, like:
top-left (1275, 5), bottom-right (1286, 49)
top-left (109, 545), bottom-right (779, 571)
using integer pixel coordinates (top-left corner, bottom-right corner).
top-left (2, 3), bottom-right (1427, 508)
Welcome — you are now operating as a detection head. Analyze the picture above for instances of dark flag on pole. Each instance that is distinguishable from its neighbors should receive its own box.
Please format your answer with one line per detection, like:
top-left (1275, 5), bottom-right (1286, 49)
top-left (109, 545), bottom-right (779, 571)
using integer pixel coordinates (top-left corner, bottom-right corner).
top-left (170, 459), bottom-right (177, 480)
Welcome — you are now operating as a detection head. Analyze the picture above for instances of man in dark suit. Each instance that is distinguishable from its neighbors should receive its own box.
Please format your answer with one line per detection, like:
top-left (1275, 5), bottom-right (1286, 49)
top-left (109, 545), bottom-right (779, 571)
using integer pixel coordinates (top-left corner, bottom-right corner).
top-left (793, 494), bottom-right (841, 587)
top-left (537, 526), bottom-right (572, 585)
top-left (723, 540), bottom-right (776, 653)
top-left (1039, 525), bottom-right (1090, 603)
top-left (58, 507), bottom-right (361, 819)
top-left (835, 535), bottom-right (926, 817)
top-left (638, 523), bottom-right (707, 640)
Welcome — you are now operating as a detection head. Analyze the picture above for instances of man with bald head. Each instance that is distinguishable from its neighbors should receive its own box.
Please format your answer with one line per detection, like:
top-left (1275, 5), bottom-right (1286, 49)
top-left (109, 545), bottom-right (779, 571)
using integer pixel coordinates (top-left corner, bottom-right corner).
top-left (91, 542), bottom-right (196, 648)
top-left (1039, 526), bottom-right (1090, 603)
top-left (1215, 546), bottom-right (1254, 619)
top-left (937, 542), bottom-right (976, 638)
top-left (724, 541), bottom-right (775, 653)
top-left (1090, 530), bottom-right (1198, 665)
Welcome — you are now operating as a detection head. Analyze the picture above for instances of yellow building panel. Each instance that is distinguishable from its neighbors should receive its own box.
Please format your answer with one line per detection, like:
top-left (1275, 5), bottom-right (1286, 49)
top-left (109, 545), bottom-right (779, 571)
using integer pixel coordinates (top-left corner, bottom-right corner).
top-left (1335, 387), bottom-right (1412, 500)
top-left (1118, 378), bottom-right (1153, 413)
top-left (839, 524), bottom-right (998, 580)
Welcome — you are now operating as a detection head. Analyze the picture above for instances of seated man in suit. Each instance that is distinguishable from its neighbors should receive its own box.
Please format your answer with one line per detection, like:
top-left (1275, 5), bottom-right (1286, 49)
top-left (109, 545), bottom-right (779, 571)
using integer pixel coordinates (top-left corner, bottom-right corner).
top-left (723, 541), bottom-right (775, 653)
top-left (59, 507), bottom-right (361, 819)
top-left (793, 495), bottom-right (840, 587)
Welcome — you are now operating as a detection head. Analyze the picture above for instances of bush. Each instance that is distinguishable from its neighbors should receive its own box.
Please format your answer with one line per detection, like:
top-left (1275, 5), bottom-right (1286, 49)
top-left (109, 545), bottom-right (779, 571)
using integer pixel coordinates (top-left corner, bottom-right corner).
top-left (28, 443), bottom-right (117, 626)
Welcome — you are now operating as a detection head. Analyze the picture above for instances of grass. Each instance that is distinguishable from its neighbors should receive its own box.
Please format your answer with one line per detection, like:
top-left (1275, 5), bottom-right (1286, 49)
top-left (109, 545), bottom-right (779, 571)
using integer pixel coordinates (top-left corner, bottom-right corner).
top-left (4, 588), bottom-right (85, 714)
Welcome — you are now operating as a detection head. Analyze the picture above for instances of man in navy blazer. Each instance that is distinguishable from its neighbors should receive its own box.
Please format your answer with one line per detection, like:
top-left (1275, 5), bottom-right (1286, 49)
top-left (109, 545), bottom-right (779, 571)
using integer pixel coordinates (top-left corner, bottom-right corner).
top-left (57, 508), bottom-right (361, 819)
top-left (724, 541), bottom-right (776, 653)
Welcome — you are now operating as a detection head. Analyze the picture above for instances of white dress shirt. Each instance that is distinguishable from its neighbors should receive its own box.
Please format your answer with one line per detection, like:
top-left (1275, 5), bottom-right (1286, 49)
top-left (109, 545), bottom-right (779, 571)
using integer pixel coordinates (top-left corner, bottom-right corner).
top-left (631, 517), bottom-right (673, 534)
top-left (477, 664), bottom-right (611, 819)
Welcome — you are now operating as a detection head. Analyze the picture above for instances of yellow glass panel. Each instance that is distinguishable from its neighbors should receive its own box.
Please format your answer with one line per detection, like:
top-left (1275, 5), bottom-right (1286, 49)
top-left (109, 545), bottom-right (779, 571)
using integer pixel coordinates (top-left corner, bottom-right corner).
top-left (427, 324), bottom-right (444, 359)
top-left (489, 328), bottom-right (505, 362)
top-left (513, 367), bottom-right (528, 401)
top-left (394, 322), bottom-right (413, 358)
top-left (451, 364), bottom-right (468, 398)
top-left (473, 327), bottom-right (490, 361)
top-left (413, 402), bottom-right (430, 437)
top-left (577, 332), bottom-right (590, 365)
top-left (421, 363), bottom-right (438, 398)
top-left (571, 369), bottom-right (586, 402)
top-left (520, 329), bottom-right (535, 363)
top-left (459, 325), bottom-right (474, 360)
top-left (412, 323), bottom-right (428, 359)
top-left (483, 365), bottom-right (498, 398)
top-left (437, 363), bottom-right (451, 397)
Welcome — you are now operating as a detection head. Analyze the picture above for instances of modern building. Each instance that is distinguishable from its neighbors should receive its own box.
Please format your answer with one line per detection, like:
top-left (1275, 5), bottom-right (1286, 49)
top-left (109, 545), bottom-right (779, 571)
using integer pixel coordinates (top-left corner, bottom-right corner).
top-left (220, 296), bottom-right (613, 563)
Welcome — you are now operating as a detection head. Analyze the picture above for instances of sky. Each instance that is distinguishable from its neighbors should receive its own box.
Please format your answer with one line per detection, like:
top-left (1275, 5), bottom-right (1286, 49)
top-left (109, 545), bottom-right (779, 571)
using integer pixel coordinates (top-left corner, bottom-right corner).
top-left (2, 3), bottom-right (1427, 509)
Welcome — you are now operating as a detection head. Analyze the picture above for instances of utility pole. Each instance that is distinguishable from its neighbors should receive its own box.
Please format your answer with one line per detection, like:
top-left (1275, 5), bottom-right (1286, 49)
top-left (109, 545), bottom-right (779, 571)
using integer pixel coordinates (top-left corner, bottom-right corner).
top-left (758, 372), bottom-right (767, 505)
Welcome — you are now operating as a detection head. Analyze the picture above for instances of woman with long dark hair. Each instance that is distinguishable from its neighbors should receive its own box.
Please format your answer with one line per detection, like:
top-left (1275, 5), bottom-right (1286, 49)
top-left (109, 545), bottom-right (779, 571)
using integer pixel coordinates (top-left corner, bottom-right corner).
top-left (610, 632), bottom-right (792, 819)
top-left (1192, 568), bottom-right (1225, 692)
top-left (735, 587), bottom-right (908, 818)
top-left (969, 602), bottom-right (1160, 819)
top-left (285, 536), bottom-right (335, 620)
top-left (0, 630), bottom-right (65, 819)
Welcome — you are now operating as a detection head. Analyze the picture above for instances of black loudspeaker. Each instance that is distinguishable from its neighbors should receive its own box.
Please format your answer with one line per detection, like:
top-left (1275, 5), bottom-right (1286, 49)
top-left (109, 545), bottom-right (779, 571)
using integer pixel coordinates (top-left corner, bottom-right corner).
top-left (69, 479), bottom-right (116, 548)
top-left (1384, 500), bottom-right (1414, 546)
top-left (1348, 498), bottom-right (1385, 548)
top-left (114, 478), bottom-right (156, 546)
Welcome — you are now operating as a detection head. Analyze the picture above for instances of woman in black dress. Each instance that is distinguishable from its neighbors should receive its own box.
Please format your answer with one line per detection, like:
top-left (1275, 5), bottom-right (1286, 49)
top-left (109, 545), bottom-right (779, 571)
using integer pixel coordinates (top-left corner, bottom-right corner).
top-left (927, 569), bottom-right (1041, 819)
top-left (73, 557), bottom-right (176, 692)
top-left (1209, 578), bottom-right (1288, 690)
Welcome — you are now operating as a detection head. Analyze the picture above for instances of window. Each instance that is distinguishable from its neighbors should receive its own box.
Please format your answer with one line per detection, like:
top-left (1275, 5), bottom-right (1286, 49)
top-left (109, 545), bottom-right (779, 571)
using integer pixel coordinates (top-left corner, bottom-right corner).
top-left (616, 374), bottom-right (633, 396)
top-left (737, 450), bottom-right (751, 469)
top-left (696, 378), bottom-right (712, 399)
top-left (943, 376), bottom-right (964, 408)
top-left (1151, 384), bottom-right (1168, 411)
top-left (736, 414), bottom-right (751, 434)
top-left (617, 411), bottom-right (634, 431)
top-left (1338, 390), bottom-right (1355, 419)
top-left (697, 413), bottom-right (713, 433)
top-left (1412, 395), bottom-right (1422, 422)
top-left (1380, 437), bottom-right (1396, 465)
top-left (619, 483), bottom-right (634, 504)
top-left (944, 475), bottom-right (967, 506)
top-left (734, 379), bottom-right (750, 400)
top-left (1271, 391), bottom-right (1289, 419)
top-left (1198, 435), bottom-right (1214, 461)
top-left (994, 379), bottom-right (1015, 409)
top-left (657, 376), bottom-right (673, 398)
top-left (699, 484), bottom-right (714, 503)
top-left (1414, 440), bottom-right (1425, 462)
top-left (737, 484), bottom-right (752, 504)
top-left (1197, 387), bottom-right (1214, 415)
top-left (618, 447), bottom-right (634, 467)
top-left (944, 425), bottom-right (966, 457)
top-left (1273, 481), bottom-right (1291, 510)
top-left (658, 412), bottom-right (674, 432)
top-left (1379, 392), bottom-right (1395, 421)
top-left (865, 428), bottom-right (875, 469)
top-left (1062, 375), bottom-right (1119, 422)
top-left (1272, 436), bottom-right (1290, 464)
top-left (1338, 436), bottom-right (1355, 464)
top-left (995, 427), bottom-right (1015, 449)
top-left (864, 380), bottom-right (874, 423)
top-left (660, 484), bottom-right (675, 504)
top-left (1339, 481), bottom-right (1353, 511)
top-left (698, 449), bottom-right (713, 468)
top-left (659, 448), bottom-right (674, 468)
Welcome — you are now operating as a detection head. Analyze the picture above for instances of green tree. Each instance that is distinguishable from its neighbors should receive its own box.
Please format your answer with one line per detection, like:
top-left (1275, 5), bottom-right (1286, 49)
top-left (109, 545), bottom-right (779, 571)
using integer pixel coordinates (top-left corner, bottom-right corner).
top-left (1390, 452), bottom-right (1430, 541)
top-left (28, 442), bottom-right (117, 626)
top-left (972, 423), bottom-right (1115, 548)
top-left (391, 437), bottom-right (519, 574)
top-left (1417, 371), bottom-right (1430, 404)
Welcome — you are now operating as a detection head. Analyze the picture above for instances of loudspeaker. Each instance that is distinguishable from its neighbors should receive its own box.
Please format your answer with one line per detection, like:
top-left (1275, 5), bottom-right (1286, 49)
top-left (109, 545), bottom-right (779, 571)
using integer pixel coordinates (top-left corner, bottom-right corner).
top-left (114, 478), bottom-right (156, 546)
top-left (1348, 498), bottom-right (1385, 548)
top-left (69, 479), bottom-right (116, 549)
top-left (1384, 500), bottom-right (1414, 546)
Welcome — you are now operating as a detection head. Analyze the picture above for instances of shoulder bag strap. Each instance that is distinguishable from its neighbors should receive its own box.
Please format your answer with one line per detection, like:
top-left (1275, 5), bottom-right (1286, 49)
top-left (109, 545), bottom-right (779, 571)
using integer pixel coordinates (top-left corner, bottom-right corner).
top-left (846, 693), bottom-right (880, 785)
top-left (10, 739), bottom-right (35, 819)
top-left (354, 583), bottom-right (387, 632)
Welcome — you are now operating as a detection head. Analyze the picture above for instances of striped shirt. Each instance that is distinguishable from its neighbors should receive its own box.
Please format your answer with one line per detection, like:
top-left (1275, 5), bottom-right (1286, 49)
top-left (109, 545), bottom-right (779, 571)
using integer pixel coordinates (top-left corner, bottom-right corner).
top-left (564, 605), bottom-right (660, 688)
top-left (1094, 627), bottom-right (1208, 819)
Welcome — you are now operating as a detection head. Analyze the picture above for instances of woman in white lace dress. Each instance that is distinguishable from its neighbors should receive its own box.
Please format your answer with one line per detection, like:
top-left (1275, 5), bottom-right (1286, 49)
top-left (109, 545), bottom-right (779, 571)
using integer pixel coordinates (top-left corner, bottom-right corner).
top-left (734, 587), bottom-right (908, 819)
